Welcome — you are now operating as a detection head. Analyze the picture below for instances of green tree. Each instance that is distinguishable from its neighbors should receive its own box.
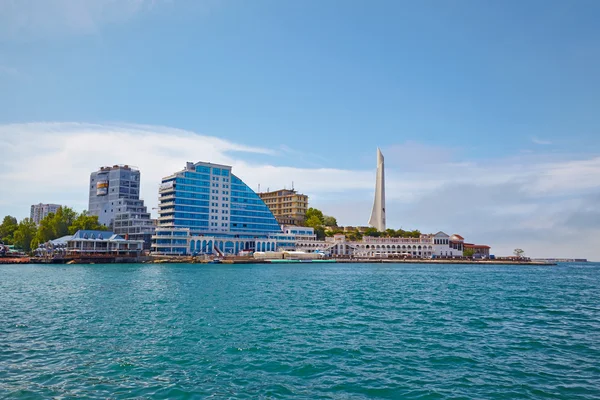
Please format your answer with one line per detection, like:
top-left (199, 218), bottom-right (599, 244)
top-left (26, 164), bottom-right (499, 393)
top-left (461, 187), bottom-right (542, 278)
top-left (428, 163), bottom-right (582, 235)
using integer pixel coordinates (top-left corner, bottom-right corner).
top-left (347, 230), bottom-right (363, 241)
top-left (463, 248), bottom-right (475, 258)
top-left (52, 206), bottom-right (77, 237)
top-left (0, 215), bottom-right (18, 244)
top-left (314, 226), bottom-right (325, 240)
top-left (13, 218), bottom-right (37, 253)
top-left (395, 228), bottom-right (407, 237)
top-left (33, 206), bottom-right (79, 245)
top-left (323, 215), bottom-right (337, 227)
top-left (305, 208), bottom-right (325, 225)
top-left (364, 227), bottom-right (380, 237)
top-left (514, 248), bottom-right (525, 258)
top-left (68, 211), bottom-right (106, 234)
top-left (305, 215), bottom-right (323, 229)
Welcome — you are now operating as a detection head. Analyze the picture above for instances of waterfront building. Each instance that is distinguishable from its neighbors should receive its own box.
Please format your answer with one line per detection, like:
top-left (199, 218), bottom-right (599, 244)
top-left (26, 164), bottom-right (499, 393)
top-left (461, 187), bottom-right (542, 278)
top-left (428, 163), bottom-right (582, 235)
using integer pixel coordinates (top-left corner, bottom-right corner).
top-left (149, 161), bottom-right (490, 259)
top-left (463, 243), bottom-right (491, 258)
top-left (293, 231), bottom-right (490, 258)
top-left (282, 225), bottom-right (316, 240)
top-left (368, 148), bottom-right (386, 231)
top-left (88, 165), bottom-right (154, 248)
top-left (30, 203), bottom-right (62, 225)
top-left (35, 230), bottom-right (144, 258)
top-left (152, 161), bottom-right (283, 255)
top-left (258, 189), bottom-right (309, 226)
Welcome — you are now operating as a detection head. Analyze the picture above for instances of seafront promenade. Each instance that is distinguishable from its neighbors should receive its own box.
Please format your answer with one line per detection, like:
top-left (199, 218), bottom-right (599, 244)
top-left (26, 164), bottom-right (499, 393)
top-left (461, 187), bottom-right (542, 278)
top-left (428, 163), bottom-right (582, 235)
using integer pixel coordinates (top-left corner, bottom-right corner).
top-left (148, 257), bottom-right (556, 266)
top-left (0, 254), bottom-right (556, 266)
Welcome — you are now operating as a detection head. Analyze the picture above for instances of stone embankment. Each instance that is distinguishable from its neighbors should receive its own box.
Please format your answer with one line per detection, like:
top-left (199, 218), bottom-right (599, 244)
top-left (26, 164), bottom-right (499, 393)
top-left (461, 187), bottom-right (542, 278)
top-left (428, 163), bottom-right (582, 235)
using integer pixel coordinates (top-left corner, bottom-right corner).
top-left (0, 257), bottom-right (31, 264)
top-left (1, 255), bottom-right (555, 266)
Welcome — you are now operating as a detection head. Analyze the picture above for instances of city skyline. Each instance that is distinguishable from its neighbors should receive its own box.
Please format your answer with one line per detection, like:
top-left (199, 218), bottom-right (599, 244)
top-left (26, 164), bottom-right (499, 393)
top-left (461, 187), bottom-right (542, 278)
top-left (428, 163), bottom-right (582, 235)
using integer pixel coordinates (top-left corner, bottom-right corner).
top-left (1, 1), bottom-right (600, 259)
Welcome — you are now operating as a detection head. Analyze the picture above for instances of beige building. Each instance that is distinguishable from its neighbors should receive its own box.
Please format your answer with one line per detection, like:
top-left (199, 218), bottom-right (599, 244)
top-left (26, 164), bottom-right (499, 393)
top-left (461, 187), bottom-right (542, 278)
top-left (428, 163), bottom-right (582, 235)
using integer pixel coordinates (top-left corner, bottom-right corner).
top-left (258, 189), bottom-right (308, 226)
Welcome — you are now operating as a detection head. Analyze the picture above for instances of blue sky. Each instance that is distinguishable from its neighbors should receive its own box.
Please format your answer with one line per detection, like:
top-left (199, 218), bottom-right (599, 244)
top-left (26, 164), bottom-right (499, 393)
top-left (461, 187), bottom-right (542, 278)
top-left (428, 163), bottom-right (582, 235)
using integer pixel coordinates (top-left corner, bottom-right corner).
top-left (1, 0), bottom-right (600, 259)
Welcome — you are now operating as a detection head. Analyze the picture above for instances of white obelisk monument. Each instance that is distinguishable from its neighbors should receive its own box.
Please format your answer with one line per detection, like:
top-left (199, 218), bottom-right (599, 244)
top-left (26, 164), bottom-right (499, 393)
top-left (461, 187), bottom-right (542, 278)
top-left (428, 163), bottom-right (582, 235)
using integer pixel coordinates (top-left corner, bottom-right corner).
top-left (368, 148), bottom-right (386, 231)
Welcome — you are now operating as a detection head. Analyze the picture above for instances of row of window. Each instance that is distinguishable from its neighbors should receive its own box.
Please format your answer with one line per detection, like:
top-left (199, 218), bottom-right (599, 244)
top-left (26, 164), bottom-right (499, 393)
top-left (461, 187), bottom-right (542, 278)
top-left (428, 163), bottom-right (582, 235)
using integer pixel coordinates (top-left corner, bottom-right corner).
top-left (173, 219), bottom-right (209, 227)
top-left (209, 222), bottom-right (228, 227)
top-left (230, 223), bottom-right (281, 232)
top-left (169, 198), bottom-right (210, 207)
top-left (211, 183), bottom-right (231, 188)
top-left (183, 171), bottom-right (210, 181)
top-left (177, 184), bottom-right (211, 194)
top-left (230, 210), bottom-right (276, 218)
top-left (155, 231), bottom-right (189, 236)
top-left (231, 197), bottom-right (268, 207)
top-left (231, 188), bottom-right (259, 198)
top-left (230, 203), bottom-right (271, 212)
top-left (177, 177), bottom-right (210, 187)
top-left (210, 168), bottom-right (230, 176)
top-left (172, 192), bottom-right (210, 200)
top-left (155, 239), bottom-right (188, 245)
top-left (161, 205), bottom-right (210, 213)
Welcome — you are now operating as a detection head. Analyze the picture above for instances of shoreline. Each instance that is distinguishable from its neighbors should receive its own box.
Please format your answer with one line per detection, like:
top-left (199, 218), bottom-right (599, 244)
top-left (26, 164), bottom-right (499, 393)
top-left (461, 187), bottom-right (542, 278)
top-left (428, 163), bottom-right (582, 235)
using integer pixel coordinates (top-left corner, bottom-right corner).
top-left (2, 256), bottom-right (557, 266)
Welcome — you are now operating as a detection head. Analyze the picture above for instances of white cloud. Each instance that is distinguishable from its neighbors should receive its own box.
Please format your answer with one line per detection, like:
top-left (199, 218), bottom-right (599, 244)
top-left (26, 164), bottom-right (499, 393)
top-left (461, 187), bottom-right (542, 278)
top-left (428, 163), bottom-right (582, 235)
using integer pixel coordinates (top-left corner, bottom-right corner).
top-left (532, 136), bottom-right (553, 145)
top-left (0, 122), bottom-right (376, 216)
top-left (1, 122), bottom-right (600, 260)
top-left (0, 0), bottom-right (168, 39)
top-left (0, 65), bottom-right (21, 77)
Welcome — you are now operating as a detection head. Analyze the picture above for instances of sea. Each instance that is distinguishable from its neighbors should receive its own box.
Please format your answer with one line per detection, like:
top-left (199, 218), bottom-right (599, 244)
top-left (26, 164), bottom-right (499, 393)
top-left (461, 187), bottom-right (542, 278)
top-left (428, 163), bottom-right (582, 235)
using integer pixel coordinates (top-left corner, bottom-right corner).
top-left (1, 262), bottom-right (599, 399)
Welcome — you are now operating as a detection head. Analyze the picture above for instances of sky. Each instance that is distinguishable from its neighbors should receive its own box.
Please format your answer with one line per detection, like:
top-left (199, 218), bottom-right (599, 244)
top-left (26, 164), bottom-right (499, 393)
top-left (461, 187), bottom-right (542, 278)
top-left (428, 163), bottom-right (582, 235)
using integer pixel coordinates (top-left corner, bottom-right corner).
top-left (1, 0), bottom-right (599, 259)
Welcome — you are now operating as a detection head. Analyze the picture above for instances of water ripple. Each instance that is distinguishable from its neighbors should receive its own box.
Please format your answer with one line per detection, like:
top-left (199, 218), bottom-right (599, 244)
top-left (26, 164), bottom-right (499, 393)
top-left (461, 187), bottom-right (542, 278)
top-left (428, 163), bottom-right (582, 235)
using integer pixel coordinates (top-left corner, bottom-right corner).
top-left (1, 262), bottom-right (599, 399)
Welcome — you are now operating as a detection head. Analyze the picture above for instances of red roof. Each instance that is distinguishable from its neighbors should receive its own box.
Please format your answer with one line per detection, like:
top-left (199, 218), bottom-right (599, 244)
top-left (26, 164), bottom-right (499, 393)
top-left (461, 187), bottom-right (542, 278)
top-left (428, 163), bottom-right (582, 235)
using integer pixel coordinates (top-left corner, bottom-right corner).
top-left (464, 244), bottom-right (491, 249)
top-left (451, 234), bottom-right (465, 240)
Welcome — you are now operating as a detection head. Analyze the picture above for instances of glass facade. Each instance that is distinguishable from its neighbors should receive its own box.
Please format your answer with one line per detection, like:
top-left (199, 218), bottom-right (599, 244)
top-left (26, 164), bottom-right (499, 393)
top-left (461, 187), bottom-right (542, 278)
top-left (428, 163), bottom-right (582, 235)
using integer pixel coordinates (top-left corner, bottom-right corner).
top-left (230, 175), bottom-right (282, 234)
top-left (156, 162), bottom-right (281, 238)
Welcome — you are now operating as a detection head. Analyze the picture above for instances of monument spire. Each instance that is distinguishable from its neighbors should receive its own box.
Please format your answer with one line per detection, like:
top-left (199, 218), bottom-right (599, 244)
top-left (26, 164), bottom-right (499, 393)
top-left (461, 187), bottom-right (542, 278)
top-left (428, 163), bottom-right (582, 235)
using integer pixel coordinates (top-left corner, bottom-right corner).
top-left (368, 148), bottom-right (386, 231)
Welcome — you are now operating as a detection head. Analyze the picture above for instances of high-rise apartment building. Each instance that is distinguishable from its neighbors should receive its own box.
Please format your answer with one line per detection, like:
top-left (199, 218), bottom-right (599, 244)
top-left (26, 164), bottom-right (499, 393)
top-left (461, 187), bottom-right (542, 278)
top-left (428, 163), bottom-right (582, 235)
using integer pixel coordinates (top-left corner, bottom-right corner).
top-left (88, 165), bottom-right (154, 248)
top-left (258, 189), bottom-right (309, 226)
top-left (153, 161), bottom-right (283, 254)
top-left (30, 203), bottom-right (62, 225)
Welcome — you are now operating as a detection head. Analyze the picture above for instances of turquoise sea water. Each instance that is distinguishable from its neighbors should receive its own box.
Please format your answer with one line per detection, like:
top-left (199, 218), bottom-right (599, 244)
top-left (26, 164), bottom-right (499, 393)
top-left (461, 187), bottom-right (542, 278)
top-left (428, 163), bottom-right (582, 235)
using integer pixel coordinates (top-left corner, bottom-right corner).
top-left (1, 262), bottom-right (599, 399)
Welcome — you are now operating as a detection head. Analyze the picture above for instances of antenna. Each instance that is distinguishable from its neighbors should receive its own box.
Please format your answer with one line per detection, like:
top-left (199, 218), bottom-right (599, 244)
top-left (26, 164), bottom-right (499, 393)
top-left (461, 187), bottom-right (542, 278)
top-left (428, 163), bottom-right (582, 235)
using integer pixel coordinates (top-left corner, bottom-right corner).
top-left (292, 181), bottom-right (294, 190)
top-left (258, 183), bottom-right (261, 193)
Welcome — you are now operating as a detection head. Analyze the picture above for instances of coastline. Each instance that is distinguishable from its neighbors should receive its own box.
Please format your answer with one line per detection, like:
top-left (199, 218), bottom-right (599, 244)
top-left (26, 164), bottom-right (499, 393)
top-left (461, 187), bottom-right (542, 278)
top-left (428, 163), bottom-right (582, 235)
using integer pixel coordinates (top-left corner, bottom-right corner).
top-left (2, 256), bottom-right (557, 266)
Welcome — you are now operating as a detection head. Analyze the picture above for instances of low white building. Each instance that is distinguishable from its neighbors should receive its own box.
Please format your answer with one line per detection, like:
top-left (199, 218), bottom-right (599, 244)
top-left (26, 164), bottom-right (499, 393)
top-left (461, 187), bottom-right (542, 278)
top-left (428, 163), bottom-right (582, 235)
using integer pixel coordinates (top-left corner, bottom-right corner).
top-left (35, 230), bottom-right (144, 258)
top-left (151, 225), bottom-right (482, 259)
top-left (295, 231), bottom-right (469, 258)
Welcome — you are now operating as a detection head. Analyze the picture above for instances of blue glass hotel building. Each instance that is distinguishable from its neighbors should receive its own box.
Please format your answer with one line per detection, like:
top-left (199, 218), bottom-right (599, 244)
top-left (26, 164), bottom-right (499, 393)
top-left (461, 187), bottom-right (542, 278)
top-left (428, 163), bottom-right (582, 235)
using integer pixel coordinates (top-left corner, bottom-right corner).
top-left (152, 161), bottom-right (295, 255)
